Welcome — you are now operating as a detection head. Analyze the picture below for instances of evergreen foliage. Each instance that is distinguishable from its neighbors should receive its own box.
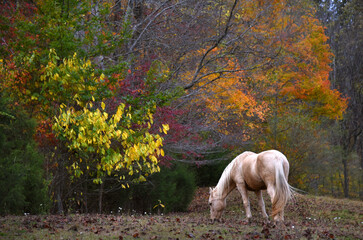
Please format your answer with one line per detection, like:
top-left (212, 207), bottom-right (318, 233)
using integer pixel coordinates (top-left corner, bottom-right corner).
top-left (103, 163), bottom-right (196, 214)
top-left (149, 163), bottom-right (196, 212)
top-left (0, 95), bottom-right (49, 214)
top-left (195, 161), bottom-right (230, 187)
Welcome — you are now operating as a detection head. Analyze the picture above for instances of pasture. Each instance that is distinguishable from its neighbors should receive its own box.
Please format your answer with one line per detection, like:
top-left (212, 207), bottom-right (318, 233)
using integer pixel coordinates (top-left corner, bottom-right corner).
top-left (1, 188), bottom-right (362, 239)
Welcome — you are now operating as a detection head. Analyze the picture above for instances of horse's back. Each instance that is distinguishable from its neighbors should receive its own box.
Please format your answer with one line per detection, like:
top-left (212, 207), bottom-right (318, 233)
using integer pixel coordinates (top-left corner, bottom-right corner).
top-left (232, 150), bottom-right (289, 191)
top-left (257, 150), bottom-right (289, 181)
top-left (259, 150), bottom-right (287, 159)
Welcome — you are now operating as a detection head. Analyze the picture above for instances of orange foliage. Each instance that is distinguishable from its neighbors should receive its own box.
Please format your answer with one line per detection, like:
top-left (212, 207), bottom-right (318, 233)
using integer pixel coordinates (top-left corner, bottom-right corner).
top-left (180, 0), bottom-right (347, 137)
top-left (270, 12), bottom-right (347, 119)
top-left (180, 47), bottom-right (268, 136)
top-left (199, 60), bottom-right (268, 126)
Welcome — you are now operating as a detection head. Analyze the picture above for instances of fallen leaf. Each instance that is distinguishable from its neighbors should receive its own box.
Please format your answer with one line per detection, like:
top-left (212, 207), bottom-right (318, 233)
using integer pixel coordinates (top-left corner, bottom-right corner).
top-left (186, 232), bottom-right (195, 238)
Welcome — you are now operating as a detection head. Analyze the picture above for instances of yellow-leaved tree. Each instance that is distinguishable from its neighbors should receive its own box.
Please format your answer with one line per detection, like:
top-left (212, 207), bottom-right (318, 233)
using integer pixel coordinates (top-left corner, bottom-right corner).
top-left (53, 99), bottom-right (169, 186)
top-left (15, 48), bottom-right (170, 212)
top-left (34, 49), bottom-right (171, 187)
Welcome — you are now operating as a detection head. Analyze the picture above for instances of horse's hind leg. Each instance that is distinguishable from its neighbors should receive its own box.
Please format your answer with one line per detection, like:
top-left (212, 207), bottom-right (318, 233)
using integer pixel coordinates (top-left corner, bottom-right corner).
top-left (236, 183), bottom-right (252, 220)
top-left (255, 190), bottom-right (268, 221)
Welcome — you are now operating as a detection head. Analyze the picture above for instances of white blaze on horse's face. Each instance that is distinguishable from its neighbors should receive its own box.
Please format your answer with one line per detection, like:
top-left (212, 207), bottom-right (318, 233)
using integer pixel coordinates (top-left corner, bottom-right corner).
top-left (209, 187), bottom-right (225, 222)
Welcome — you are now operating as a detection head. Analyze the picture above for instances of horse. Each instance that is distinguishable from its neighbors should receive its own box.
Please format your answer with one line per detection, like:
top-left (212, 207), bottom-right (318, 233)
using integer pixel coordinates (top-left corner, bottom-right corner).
top-left (208, 150), bottom-right (294, 223)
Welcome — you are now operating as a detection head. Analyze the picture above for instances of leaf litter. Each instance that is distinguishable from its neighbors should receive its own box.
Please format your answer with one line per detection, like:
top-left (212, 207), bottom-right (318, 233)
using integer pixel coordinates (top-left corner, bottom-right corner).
top-left (0, 188), bottom-right (362, 239)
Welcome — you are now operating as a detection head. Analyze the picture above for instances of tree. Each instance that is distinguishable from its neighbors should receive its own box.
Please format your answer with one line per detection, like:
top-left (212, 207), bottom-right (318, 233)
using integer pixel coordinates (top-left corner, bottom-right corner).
top-left (102, 1), bottom-right (348, 177)
top-left (53, 99), bottom-right (168, 185)
top-left (314, 0), bottom-right (362, 198)
top-left (173, 1), bottom-right (346, 158)
top-left (331, 0), bottom-right (362, 198)
top-left (0, 94), bottom-right (49, 214)
top-left (0, 0), bottom-right (140, 212)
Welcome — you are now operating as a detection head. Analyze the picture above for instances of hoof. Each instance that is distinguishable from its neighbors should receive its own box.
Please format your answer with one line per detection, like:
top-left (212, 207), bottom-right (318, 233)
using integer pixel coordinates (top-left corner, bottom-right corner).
top-left (263, 218), bottom-right (271, 225)
top-left (240, 218), bottom-right (250, 225)
top-left (273, 220), bottom-right (286, 229)
top-left (209, 218), bottom-right (222, 224)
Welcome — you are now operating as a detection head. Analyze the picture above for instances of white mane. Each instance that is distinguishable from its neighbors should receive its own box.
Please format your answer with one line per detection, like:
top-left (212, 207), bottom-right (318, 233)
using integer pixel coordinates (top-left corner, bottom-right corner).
top-left (214, 151), bottom-right (255, 197)
top-left (214, 157), bottom-right (237, 197)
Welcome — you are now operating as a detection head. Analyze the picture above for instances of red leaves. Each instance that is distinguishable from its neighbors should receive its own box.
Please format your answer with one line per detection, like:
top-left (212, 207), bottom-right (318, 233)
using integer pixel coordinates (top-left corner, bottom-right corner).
top-left (112, 61), bottom-right (150, 98)
top-left (34, 119), bottom-right (57, 147)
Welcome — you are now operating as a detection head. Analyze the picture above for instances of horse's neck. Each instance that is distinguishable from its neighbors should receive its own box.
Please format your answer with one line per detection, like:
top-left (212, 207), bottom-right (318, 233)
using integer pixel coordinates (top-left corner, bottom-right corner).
top-left (216, 180), bottom-right (235, 200)
top-left (215, 167), bottom-right (235, 199)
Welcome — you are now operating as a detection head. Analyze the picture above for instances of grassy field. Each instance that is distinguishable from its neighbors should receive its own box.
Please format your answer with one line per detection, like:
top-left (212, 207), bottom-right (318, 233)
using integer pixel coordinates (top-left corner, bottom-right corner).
top-left (1, 188), bottom-right (362, 239)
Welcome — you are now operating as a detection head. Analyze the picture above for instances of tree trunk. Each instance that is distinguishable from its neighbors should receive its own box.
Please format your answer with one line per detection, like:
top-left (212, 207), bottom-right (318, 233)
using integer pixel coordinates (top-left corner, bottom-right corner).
top-left (330, 174), bottom-right (334, 196)
top-left (56, 185), bottom-right (64, 214)
top-left (342, 157), bottom-right (349, 198)
top-left (98, 180), bottom-right (104, 214)
top-left (84, 176), bottom-right (88, 213)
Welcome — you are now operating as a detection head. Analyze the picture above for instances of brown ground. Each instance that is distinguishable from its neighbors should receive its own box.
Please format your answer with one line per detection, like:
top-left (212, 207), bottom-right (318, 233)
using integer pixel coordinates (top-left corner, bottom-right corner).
top-left (1, 188), bottom-right (362, 239)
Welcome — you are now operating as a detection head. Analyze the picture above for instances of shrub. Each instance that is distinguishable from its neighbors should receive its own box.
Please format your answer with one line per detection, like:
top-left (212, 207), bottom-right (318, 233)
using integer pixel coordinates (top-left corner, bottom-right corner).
top-left (0, 96), bottom-right (49, 214)
top-left (149, 163), bottom-right (196, 212)
top-left (194, 160), bottom-right (230, 187)
top-left (103, 163), bottom-right (196, 214)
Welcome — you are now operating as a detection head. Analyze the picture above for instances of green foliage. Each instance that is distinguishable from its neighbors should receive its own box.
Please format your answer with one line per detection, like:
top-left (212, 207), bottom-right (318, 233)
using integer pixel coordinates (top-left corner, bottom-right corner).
top-left (6, 0), bottom-right (123, 61)
top-left (253, 108), bottom-right (339, 191)
top-left (149, 163), bottom-right (196, 212)
top-left (0, 95), bottom-right (49, 214)
top-left (194, 161), bottom-right (230, 187)
top-left (192, 149), bottom-right (234, 187)
top-left (0, 49), bottom-right (117, 119)
top-left (105, 163), bottom-right (196, 213)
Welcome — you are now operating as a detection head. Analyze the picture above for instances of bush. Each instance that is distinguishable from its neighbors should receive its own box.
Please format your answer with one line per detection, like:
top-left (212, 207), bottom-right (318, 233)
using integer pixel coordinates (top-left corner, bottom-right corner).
top-left (194, 160), bottom-right (230, 187)
top-left (0, 96), bottom-right (49, 214)
top-left (103, 163), bottom-right (196, 214)
top-left (149, 163), bottom-right (196, 212)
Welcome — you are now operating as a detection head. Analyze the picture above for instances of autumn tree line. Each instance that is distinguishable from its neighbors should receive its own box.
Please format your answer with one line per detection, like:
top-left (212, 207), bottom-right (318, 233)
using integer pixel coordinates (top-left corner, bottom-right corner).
top-left (0, 0), bottom-right (361, 215)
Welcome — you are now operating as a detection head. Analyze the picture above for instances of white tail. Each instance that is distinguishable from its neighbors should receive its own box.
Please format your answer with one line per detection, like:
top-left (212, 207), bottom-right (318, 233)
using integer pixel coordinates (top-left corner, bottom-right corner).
top-left (271, 162), bottom-right (293, 218)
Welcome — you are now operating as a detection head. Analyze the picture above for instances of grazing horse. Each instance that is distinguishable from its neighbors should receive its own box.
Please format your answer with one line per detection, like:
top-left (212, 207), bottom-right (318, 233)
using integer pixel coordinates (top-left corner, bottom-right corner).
top-left (209, 150), bottom-right (294, 223)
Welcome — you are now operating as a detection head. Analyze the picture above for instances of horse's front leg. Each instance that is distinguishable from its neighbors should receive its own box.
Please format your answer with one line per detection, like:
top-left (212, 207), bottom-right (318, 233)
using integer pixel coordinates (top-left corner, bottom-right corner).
top-left (236, 183), bottom-right (252, 221)
top-left (255, 190), bottom-right (269, 222)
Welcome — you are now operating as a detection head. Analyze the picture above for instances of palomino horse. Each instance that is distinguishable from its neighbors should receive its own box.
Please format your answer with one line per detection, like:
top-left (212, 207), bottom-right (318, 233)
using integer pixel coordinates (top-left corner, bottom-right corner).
top-left (209, 150), bottom-right (294, 223)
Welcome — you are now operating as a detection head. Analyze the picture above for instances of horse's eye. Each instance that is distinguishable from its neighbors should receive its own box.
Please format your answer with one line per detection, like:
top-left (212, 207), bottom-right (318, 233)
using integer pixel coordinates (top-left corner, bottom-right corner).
top-left (209, 202), bottom-right (212, 206)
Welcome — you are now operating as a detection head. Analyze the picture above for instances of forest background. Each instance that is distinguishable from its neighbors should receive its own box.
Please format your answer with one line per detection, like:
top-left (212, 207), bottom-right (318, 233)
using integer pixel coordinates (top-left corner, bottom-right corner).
top-left (0, 0), bottom-right (361, 215)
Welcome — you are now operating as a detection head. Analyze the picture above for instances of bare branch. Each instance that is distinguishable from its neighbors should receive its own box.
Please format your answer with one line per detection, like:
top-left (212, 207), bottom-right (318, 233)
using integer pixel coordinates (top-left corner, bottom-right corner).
top-left (184, 0), bottom-right (239, 90)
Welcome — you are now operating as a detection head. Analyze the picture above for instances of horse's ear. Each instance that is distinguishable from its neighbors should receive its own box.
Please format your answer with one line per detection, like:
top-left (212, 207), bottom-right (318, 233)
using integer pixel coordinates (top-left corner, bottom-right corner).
top-left (209, 187), bottom-right (213, 194)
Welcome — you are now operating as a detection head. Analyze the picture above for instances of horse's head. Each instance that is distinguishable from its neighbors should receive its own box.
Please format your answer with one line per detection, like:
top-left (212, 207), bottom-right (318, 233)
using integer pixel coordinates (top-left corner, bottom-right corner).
top-left (208, 187), bottom-right (226, 223)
